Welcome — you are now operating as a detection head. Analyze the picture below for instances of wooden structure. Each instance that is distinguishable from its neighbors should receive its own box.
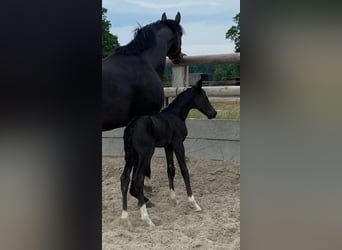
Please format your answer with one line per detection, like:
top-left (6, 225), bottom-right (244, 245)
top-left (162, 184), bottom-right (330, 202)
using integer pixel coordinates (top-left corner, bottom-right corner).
top-left (164, 53), bottom-right (240, 102)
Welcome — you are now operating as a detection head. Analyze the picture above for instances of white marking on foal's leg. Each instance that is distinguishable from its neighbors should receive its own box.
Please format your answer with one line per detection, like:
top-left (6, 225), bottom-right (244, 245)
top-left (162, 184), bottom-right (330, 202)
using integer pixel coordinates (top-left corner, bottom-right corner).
top-left (169, 189), bottom-right (179, 205)
top-left (170, 189), bottom-right (176, 199)
top-left (188, 195), bottom-right (202, 211)
top-left (121, 210), bottom-right (128, 219)
top-left (140, 204), bottom-right (155, 227)
top-left (144, 177), bottom-right (153, 194)
top-left (121, 210), bottom-right (132, 228)
top-left (145, 177), bottom-right (152, 186)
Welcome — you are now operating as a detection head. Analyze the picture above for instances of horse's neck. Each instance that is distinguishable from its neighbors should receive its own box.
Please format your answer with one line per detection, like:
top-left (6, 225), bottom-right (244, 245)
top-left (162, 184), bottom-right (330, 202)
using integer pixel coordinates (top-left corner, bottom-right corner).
top-left (142, 46), bottom-right (167, 79)
top-left (167, 94), bottom-right (193, 121)
top-left (142, 27), bottom-right (174, 78)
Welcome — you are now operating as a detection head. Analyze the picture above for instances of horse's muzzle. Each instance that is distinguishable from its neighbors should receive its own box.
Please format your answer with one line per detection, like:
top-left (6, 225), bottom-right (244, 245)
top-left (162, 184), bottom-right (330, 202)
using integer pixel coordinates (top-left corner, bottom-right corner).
top-left (171, 57), bottom-right (181, 64)
top-left (169, 52), bottom-right (184, 64)
top-left (208, 110), bottom-right (217, 119)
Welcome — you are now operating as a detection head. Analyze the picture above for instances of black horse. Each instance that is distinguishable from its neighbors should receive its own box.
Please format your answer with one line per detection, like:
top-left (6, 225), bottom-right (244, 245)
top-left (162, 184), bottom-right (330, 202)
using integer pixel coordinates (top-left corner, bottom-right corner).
top-left (102, 12), bottom-right (183, 131)
top-left (120, 79), bottom-right (217, 227)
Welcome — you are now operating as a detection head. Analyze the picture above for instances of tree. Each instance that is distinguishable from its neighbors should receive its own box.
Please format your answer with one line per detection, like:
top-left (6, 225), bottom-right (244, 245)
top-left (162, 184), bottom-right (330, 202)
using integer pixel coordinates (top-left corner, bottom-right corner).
top-left (226, 13), bottom-right (240, 77)
top-left (102, 8), bottom-right (119, 58)
top-left (226, 13), bottom-right (240, 53)
top-left (213, 67), bottom-right (226, 81)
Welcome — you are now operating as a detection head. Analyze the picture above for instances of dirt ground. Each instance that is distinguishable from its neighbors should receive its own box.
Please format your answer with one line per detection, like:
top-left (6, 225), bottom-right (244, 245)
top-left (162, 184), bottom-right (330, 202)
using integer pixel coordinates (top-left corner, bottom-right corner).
top-left (102, 156), bottom-right (240, 250)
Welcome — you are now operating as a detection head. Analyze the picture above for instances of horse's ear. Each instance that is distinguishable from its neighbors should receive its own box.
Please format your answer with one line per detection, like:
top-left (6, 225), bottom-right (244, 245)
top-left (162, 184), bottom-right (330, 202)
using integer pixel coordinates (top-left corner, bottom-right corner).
top-left (195, 79), bottom-right (203, 89)
top-left (175, 12), bottom-right (181, 24)
top-left (161, 13), bottom-right (167, 21)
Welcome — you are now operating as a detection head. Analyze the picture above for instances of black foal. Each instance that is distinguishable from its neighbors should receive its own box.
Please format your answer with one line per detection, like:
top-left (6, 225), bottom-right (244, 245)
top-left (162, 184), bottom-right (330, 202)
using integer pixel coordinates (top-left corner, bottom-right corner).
top-left (120, 79), bottom-right (217, 226)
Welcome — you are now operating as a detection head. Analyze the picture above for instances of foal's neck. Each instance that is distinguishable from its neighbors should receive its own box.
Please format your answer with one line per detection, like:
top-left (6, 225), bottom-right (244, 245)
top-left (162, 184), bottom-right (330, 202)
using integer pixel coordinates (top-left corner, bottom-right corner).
top-left (165, 92), bottom-right (194, 121)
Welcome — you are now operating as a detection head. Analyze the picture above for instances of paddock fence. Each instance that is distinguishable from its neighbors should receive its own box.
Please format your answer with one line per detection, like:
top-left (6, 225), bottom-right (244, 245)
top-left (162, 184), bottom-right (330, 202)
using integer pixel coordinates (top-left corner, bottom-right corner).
top-left (164, 53), bottom-right (240, 104)
top-left (102, 53), bottom-right (240, 162)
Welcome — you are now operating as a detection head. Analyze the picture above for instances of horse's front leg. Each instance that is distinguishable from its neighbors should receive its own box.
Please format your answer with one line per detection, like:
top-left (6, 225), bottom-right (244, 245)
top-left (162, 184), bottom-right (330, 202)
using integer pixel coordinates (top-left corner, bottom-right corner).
top-left (174, 143), bottom-right (202, 212)
top-left (165, 146), bottom-right (178, 205)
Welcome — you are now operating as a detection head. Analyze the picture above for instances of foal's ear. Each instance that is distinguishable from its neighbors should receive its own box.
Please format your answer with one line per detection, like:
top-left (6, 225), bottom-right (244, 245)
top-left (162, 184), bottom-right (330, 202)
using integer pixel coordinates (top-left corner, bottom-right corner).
top-left (175, 12), bottom-right (181, 24)
top-left (161, 12), bottom-right (167, 21)
top-left (195, 79), bottom-right (203, 89)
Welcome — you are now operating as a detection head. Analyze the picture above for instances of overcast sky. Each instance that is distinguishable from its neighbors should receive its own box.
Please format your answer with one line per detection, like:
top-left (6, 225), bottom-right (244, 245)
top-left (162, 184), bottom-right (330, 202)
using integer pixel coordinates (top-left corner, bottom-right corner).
top-left (103, 0), bottom-right (240, 56)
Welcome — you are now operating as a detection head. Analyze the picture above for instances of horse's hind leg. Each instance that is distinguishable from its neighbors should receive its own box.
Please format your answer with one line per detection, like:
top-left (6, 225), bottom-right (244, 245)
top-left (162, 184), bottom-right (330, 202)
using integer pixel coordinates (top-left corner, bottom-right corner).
top-left (132, 154), bottom-right (155, 227)
top-left (120, 161), bottom-right (133, 227)
top-left (174, 144), bottom-right (202, 212)
top-left (165, 146), bottom-right (178, 205)
top-left (130, 166), bottom-right (154, 208)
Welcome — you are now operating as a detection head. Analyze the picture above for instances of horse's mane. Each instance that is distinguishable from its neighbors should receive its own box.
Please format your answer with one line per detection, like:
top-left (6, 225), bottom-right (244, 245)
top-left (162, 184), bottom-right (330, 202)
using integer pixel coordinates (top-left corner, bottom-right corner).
top-left (115, 20), bottom-right (183, 56)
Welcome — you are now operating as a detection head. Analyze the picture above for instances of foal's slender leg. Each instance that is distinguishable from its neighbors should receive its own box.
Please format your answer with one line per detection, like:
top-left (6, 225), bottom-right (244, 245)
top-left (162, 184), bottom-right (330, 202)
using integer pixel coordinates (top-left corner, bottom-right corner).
top-left (120, 158), bottom-right (133, 221)
top-left (130, 163), bottom-right (154, 208)
top-left (174, 143), bottom-right (202, 211)
top-left (133, 154), bottom-right (155, 227)
top-left (165, 146), bottom-right (178, 204)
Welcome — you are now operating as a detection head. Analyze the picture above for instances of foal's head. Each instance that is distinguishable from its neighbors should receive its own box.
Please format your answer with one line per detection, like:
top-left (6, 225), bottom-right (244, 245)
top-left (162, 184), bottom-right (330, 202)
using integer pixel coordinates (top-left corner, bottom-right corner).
top-left (190, 80), bottom-right (217, 119)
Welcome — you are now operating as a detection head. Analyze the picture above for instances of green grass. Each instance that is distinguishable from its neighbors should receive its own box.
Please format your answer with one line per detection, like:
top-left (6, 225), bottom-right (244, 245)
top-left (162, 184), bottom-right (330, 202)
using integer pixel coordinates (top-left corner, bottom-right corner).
top-left (188, 102), bottom-right (240, 120)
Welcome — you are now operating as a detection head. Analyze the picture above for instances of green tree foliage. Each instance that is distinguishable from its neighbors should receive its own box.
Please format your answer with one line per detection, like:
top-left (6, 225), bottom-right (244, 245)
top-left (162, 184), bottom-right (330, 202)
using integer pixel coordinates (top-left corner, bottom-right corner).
top-left (225, 12), bottom-right (240, 77)
top-left (229, 64), bottom-right (240, 78)
top-left (102, 8), bottom-right (119, 58)
top-left (213, 68), bottom-right (225, 81)
top-left (189, 64), bottom-right (239, 82)
top-left (226, 13), bottom-right (240, 53)
top-left (162, 66), bottom-right (172, 86)
top-left (163, 13), bottom-right (241, 84)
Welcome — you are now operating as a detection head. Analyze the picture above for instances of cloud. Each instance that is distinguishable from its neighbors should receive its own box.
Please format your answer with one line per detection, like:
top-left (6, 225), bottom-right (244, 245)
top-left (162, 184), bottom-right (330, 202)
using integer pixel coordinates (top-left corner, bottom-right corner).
top-left (103, 0), bottom-right (238, 16)
top-left (110, 25), bottom-right (136, 45)
top-left (182, 44), bottom-right (235, 56)
top-left (182, 20), bottom-right (235, 55)
top-left (111, 20), bottom-right (236, 56)
top-left (125, 0), bottom-right (198, 9)
top-left (104, 0), bottom-right (240, 56)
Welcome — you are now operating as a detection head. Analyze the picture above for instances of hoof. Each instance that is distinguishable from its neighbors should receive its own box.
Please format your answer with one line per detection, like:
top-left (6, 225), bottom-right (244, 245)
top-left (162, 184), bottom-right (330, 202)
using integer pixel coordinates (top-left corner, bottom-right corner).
top-left (191, 202), bottom-right (202, 212)
top-left (188, 195), bottom-right (202, 212)
top-left (147, 220), bottom-right (156, 227)
top-left (138, 200), bottom-right (154, 208)
top-left (146, 200), bottom-right (155, 208)
top-left (194, 205), bottom-right (202, 212)
top-left (169, 198), bottom-right (179, 206)
top-left (120, 218), bottom-right (132, 229)
top-left (142, 217), bottom-right (155, 227)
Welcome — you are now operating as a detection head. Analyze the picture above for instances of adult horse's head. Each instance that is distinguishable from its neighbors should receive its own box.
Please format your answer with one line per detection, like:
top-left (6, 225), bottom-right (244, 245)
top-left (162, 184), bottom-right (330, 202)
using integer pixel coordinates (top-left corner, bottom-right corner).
top-left (160, 12), bottom-right (184, 64)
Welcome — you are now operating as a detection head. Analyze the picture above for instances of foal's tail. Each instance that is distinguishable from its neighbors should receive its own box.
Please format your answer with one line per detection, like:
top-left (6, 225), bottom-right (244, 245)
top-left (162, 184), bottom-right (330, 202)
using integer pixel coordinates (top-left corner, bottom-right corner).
top-left (124, 117), bottom-right (151, 179)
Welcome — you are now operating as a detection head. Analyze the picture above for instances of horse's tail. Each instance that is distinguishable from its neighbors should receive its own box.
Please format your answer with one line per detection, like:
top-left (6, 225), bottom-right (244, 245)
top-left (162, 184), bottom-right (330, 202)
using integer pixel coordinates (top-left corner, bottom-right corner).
top-left (124, 116), bottom-right (152, 179)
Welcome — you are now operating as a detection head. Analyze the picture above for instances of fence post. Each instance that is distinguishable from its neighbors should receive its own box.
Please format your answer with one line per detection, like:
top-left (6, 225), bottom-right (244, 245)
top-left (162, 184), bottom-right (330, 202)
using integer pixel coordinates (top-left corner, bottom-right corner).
top-left (165, 65), bottom-right (188, 106)
top-left (171, 65), bottom-right (189, 87)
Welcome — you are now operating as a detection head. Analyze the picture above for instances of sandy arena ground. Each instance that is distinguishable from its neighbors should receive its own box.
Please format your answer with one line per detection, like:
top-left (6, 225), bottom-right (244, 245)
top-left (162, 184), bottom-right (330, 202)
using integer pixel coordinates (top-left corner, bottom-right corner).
top-left (102, 156), bottom-right (240, 250)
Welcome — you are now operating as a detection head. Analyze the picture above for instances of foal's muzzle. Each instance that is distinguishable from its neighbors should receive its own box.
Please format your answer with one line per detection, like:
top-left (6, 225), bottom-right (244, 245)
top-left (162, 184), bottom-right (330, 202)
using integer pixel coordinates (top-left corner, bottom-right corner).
top-left (207, 110), bottom-right (217, 119)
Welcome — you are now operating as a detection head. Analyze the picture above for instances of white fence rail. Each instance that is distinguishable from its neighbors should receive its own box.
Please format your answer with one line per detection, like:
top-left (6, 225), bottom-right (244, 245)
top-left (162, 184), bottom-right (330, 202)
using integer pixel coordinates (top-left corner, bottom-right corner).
top-left (164, 86), bottom-right (240, 98)
top-left (164, 53), bottom-right (240, 101)
top-left (166, 53), bottom-right (240, 66)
